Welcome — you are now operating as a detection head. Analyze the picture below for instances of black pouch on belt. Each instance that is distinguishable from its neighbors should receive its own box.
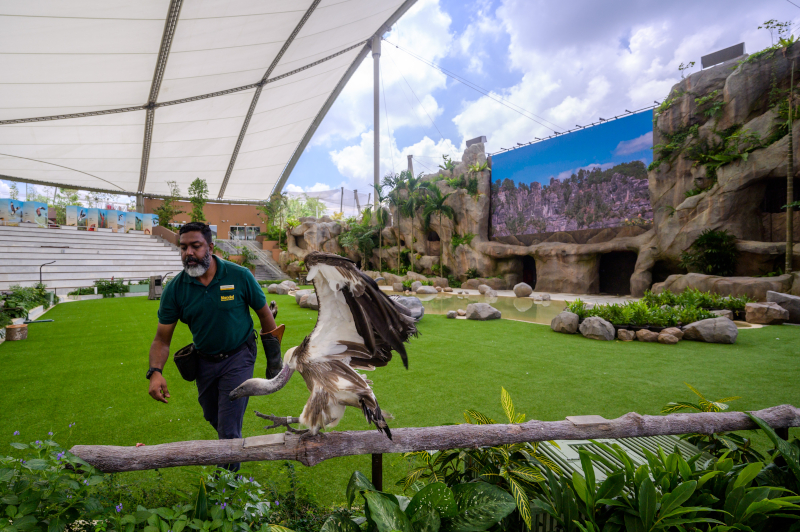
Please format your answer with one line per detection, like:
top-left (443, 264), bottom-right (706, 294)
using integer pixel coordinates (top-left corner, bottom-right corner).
top-left (173, 343), bottom-right (199, 382)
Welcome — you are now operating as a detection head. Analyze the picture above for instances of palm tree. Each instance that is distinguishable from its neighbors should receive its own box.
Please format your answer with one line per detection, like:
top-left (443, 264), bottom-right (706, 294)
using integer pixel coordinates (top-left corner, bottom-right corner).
top-left (422, 184), bottom-right (455, 277)
top-left (372, 184), bottom-right (391, 275)
top-left (401, 173), bottom-right (425, 272)
top-left (384, 172), bottom-right (410, 274)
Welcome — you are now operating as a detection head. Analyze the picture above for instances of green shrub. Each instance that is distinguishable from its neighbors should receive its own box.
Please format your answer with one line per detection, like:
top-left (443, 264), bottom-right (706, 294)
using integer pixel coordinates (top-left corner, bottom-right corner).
top-left (67, 287), bottom-right (95, 296)
top-left (451, 232), bottom-right (475, 249)
top-left (387, 387), bottom-right (800, 531)
top-left (679, 228), bottom-right (738, 276)
top-left (94, 279), bottom-right (129, 298)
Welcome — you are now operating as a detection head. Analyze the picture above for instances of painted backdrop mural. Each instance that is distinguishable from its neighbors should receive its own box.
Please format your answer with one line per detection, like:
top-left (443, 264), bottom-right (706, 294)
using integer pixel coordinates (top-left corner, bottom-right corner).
top-left (490, 111), bottom-right (653, 238)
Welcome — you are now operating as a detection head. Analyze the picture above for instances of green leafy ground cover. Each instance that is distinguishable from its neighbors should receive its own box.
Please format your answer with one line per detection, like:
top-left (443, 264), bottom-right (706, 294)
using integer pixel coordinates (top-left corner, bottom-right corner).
top-left (0, 294), bottom-right (798, 507)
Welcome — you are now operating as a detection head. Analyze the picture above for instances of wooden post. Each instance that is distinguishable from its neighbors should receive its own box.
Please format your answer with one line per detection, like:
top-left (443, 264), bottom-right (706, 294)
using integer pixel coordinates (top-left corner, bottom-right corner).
top-left (6, 324), bottom-right (27, 341)
top-left (372, 453), bottom-right (383, 491)
top-left (69, 404), bottom-right (800, 473)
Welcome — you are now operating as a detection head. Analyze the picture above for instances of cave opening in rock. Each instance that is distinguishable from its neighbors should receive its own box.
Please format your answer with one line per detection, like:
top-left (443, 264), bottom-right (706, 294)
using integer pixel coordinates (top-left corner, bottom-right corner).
top-left (598, 251), bottom-right (638, 295)
top-left (426, 230), bottom-right (440, 257)
top-left (760, 177), bottom-right (800, 213)
top-left (651, 260), bottom-right (686, 284)
top-left (522, 255), bottom-right (536, 287)
top-left (294, 234), bottom-right (307, 250)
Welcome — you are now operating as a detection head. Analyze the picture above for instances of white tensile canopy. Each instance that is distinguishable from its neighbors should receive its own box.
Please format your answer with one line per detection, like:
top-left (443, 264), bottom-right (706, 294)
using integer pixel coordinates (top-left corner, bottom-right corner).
top-left (0, 0), bottom-right (415, 201)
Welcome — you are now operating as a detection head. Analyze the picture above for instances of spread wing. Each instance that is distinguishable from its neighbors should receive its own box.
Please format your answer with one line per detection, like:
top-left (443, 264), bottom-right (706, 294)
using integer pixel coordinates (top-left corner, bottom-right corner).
top-left (300, 251), bottom-right (417, 371)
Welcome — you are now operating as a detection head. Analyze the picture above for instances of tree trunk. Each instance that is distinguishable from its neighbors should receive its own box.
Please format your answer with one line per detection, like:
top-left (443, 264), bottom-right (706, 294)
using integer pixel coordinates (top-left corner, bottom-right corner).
top-left (439, 212), bottom-right (444, 277)
top-left (69, 406), bottom-right (800, 473)
top-left (397, 208), bottom-right (401, 275)
top-left (788, 63), bottom-right (795, 274)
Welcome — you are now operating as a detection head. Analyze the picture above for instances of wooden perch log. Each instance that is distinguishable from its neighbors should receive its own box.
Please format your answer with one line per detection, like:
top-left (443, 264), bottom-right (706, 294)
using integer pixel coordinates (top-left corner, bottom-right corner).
top-left (70, 404), bottom-right (800, 473)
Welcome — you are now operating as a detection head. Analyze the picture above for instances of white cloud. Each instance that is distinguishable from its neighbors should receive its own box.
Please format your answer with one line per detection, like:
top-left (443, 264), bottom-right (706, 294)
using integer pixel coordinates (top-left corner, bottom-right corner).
top-left (554, 162), bottom-right (615, 182)
top-left (614, 131), bottom-right (653, 156)
top-left (0, 181), bottom-right (10, 198)
top-left (450, 0), bottom-right (788, 154)
top-left (285, 182), bottom-right (334, 193)
top-left (329, 131), bottom-right (459, 189)
top-left (310, 0), bottom-right (453, 147)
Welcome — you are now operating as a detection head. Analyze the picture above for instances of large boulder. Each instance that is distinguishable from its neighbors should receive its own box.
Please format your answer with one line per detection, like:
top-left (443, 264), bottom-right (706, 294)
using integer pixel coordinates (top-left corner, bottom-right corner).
top-left (477, 284), bottom-right (492, 294)
top-left (392, 282), bottom-right (404, 292)
top-left (484, 288), bottom-right (498, 298)
top-left (661, 327), bottom-right (684, 340)
top-left (294, 289), bottom-right (314, 305)
top-left (446, 310), bottom-right (457, 319)
top-left (636, 329), bottom-right (659, 342)
top-left (683, 318), bottom-right (738, 344)
top-left (578, 317), bottom-right (615, 340)
top-left (766, 291), bottom-right (800, 323)
top-left (550, 311), bottom-right (579, 333)
top-left (416, 286), bottom-right (438, 294)
top-left (711, 309), bottom-right (734, 320)
top-left (267, 283), bottom-right (280, 294)
top-left (655, 273), bottom-right (794, 302)
top-left (466, 303), bottom-right (501, 321)
top-left (513, 283), bottom-right (533, 298)
top-left (411, 281), bottom-right (423, 292)
top-left (658, 333), bottom-right (680, 344)
top-left (462, 279), bottom-right (480, 290)
top-left (392, 296), bottom-right (425, 320)
top-left (281, 280), bottom-right (297, 290)
top-left (298, 293), bottom-right (319, 310)
top-left (617, 329), bottom-right (635, 341)
top-left (745, 302), bottom-right (789, 325)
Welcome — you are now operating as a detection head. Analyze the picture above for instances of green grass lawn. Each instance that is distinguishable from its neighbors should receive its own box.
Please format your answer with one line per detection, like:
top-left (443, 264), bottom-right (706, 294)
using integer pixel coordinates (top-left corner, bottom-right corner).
top-left (1, 293), bottom-right (799, 506)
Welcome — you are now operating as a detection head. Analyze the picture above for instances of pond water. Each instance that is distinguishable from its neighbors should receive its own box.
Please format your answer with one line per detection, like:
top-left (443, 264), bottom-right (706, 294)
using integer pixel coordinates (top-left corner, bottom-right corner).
top-left (392, 292), bottom-right (567, 325)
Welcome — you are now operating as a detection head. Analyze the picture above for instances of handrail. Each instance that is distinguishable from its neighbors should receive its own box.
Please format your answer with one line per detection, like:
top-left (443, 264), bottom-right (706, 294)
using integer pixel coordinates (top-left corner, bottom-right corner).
top-left (69, 404), bottom-right (800, 472)
top-left (240, 240), bottom-right (285, 279)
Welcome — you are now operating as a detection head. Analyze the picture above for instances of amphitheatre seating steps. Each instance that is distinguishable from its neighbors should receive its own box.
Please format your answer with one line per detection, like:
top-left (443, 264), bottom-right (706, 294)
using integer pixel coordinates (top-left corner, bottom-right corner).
top-left (0, 225), bottom-right (184, 293)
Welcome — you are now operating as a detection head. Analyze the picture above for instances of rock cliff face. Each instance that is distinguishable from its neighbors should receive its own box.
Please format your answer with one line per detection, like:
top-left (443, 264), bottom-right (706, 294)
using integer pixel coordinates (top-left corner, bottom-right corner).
top-left (281, 44), bottom-right (800, 297)
top-left (492, 164), bottom-right (652, 236)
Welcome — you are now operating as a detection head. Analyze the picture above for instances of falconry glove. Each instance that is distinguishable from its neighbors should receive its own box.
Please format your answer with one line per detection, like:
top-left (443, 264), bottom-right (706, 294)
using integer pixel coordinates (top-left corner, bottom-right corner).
top-left (261, 324), bottom-right (285, 379)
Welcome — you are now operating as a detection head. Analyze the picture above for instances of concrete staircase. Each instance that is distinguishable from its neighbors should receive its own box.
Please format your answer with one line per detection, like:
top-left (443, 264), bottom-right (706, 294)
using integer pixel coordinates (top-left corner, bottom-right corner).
top-left (214, 239), bottom-right (287, 281)
top-left (0, 225), bottom-right (184, 294)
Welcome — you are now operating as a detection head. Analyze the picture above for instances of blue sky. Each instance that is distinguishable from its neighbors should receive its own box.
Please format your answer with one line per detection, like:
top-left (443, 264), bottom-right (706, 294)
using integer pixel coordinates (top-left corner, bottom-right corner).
top-left (492, 110), bottom-right (653, 186)
top-left (278, 0), bottom-right (800, 197)
top-left (3, 0), bottom-right (799, 201)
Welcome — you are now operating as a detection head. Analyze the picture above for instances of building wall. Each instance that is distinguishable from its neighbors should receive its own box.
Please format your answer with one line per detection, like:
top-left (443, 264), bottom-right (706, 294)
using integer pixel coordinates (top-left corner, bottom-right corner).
top-left (143, 198), bottom-right (265, 238)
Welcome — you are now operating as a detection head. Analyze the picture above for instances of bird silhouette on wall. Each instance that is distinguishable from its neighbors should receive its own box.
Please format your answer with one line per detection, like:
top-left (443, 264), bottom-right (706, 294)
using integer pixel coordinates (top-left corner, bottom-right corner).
top-left (230, 252), bottom-right (417, 439)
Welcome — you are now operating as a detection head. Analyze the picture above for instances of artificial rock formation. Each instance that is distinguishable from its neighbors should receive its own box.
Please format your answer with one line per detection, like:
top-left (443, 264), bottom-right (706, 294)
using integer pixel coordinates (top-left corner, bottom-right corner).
top-left (279, 45), bottom-right (800, 298)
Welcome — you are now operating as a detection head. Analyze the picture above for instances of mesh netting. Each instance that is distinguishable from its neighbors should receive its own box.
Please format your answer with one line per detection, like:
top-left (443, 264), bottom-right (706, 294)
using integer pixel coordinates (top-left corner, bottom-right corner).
top-left (285, 187), bottom-right (374, 217)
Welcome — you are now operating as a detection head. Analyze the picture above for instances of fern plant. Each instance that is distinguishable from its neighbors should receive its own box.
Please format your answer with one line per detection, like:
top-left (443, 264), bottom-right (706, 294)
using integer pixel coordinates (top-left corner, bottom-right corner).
top-left (398, 388), bottom-right (561, 530)
top-left (662, 383), bottom-right (763, 463)
top-left (679, 228), bottom-right (738, 276)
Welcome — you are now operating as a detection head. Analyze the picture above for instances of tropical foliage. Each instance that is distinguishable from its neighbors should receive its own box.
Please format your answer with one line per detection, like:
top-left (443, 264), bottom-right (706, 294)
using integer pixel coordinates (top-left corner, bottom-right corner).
top-left (662, 384), bottom-right (765, 464)
top-left (641, 288), bottom-right (754, 313)
top-left (679, 229), bottom-right (738, 276)
top-left (187, 178), bottom-right (209, 223)
top-left (565, 298), bottom-right (718, 328)
top-left (152, 181), bottom-right (185, 226)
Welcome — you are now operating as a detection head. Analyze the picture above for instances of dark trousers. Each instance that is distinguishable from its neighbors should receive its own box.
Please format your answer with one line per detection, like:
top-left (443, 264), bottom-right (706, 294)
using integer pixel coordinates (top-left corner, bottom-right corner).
top-left (196, 339), bottom-right (256, 472)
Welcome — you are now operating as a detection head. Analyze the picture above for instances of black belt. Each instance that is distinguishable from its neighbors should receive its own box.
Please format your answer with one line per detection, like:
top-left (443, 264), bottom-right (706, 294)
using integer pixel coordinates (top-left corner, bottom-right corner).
top-left (197, 332), bottom-right (256, 362)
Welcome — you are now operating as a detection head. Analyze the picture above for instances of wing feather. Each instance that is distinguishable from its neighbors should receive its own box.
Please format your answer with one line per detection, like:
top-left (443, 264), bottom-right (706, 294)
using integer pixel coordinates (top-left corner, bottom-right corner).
top-left (302, 252), bottom-right (417, 369)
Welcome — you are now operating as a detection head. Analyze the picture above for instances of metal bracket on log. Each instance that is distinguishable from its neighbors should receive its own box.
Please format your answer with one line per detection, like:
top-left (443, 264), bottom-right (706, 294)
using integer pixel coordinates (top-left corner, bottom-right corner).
top-left (69, 405), bottom-right (800, 473)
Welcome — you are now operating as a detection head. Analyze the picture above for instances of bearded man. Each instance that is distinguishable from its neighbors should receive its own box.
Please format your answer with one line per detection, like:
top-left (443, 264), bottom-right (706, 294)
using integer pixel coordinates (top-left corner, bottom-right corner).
top-left (146, 222), bottom-right (284, 471)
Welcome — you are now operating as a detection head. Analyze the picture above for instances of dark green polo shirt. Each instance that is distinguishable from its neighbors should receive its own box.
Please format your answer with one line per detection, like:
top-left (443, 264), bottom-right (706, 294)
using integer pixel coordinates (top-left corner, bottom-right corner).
top-left (158, 256), bottom-right (267, 355)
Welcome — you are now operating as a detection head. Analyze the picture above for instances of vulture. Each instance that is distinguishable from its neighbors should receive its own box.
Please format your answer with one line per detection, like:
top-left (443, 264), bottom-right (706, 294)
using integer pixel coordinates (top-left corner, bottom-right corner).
top-left (230, 251), bottom-right (417, 439)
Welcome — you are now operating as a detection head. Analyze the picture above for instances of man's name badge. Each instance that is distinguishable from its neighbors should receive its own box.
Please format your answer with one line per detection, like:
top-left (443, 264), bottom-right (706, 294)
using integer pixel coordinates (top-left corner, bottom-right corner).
top-left (220, 285), bottom-right (235, 291)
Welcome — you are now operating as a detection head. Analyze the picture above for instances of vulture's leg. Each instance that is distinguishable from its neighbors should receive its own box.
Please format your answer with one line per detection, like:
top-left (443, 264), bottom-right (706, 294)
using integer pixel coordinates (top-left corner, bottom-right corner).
top-left (254, 412), bottom-right (307, 434)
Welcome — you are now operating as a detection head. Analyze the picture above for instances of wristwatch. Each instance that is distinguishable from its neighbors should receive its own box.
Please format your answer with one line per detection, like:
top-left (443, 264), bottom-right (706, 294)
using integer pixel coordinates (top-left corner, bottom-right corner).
top-left (146, 367), bottom-right (163, 380)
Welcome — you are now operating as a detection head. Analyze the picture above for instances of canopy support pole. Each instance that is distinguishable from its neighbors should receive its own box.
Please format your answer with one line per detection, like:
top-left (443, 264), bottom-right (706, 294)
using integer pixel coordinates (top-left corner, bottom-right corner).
top-left (372, 35), bottom-right (381, 191)
top-left (137, 0), bottom-right (183, 198)
top-left (216, 0), bottom-right (322, 200)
